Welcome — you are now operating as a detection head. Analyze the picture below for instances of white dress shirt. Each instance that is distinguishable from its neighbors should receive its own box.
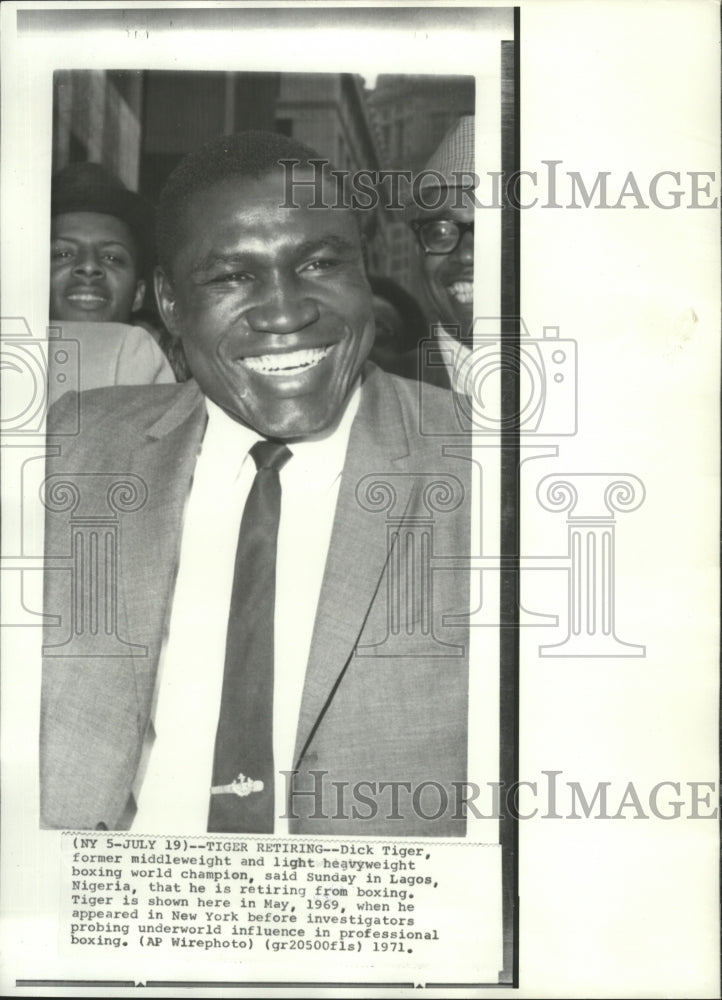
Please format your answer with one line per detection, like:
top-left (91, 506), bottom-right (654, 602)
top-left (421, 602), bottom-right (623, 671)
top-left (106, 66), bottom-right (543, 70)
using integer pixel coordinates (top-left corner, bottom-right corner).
top-left (132, 384), bottom-right (360, 833)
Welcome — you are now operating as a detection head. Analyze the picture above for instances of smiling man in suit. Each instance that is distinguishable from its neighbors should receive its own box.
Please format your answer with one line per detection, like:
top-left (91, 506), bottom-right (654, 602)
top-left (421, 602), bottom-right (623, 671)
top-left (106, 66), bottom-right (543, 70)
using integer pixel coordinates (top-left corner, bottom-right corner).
top-left (41, 131), bottom-right (471, 836)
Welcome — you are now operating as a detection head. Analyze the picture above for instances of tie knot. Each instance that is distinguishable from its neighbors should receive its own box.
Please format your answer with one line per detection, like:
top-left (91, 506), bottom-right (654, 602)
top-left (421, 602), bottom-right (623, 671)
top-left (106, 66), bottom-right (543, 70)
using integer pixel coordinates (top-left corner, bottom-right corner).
top-left (250, 439), bottom-right (292, 472)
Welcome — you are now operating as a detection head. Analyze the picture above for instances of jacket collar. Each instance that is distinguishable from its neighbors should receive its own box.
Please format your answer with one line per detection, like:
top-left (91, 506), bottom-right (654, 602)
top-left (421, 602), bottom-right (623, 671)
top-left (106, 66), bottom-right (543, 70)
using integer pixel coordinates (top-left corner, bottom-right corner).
top-left (145, 379), bottom-right (206, 440)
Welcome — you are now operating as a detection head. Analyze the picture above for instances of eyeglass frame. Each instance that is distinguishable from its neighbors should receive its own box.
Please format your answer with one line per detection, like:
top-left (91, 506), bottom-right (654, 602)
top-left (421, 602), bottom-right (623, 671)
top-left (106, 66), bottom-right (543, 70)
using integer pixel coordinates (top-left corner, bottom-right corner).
top-left (410, 218), bottom-right (475, 255)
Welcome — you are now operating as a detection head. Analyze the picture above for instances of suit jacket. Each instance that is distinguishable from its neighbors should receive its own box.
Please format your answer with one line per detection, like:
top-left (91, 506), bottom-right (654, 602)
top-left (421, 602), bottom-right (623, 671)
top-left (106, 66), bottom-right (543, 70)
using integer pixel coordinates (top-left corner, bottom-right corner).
top-left (48, 321), bottom-right (175, 407)
top-left (373, 339), bottom-right (454, 390)
top-left (41, 364), bottom-right (471, 835)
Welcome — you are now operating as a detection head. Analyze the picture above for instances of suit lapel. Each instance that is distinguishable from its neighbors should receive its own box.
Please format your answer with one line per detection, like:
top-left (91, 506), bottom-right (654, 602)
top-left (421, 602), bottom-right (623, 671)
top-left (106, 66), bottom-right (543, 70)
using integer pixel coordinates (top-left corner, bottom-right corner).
top-left (293, 368), bottom-right (416, 765)
top-left (119, 382), bottom-right (207, 712)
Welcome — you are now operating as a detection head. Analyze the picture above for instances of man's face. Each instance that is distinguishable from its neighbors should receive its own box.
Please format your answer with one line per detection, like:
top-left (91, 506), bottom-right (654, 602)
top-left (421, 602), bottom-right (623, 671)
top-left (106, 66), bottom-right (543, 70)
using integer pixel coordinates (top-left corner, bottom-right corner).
top-left (416, 200), bottom-right (474, 339)
top-left (156, 169), bottom-right (374, 440)
top-left (50, 212), bottom-right (145, 323)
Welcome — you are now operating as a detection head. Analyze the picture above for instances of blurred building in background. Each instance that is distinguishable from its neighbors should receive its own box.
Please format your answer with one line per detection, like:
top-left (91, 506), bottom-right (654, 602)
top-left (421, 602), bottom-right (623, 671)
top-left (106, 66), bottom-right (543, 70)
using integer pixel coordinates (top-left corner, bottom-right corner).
top-left (53, 71), bottom-right (144, 190)
top-left (52, 69), bottom-right (475, 312)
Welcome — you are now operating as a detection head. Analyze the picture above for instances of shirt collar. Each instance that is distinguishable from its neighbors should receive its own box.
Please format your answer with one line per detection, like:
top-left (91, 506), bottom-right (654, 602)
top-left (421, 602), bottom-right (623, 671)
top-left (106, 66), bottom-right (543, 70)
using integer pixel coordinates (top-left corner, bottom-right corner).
top-left (203, 379), bottom-right (362, 488)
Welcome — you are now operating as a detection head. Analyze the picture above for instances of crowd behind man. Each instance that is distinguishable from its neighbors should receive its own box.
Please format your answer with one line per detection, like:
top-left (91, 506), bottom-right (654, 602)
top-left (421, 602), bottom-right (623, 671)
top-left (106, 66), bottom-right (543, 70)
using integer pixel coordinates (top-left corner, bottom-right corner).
top-left (49, 114), bottom-right (475, 394)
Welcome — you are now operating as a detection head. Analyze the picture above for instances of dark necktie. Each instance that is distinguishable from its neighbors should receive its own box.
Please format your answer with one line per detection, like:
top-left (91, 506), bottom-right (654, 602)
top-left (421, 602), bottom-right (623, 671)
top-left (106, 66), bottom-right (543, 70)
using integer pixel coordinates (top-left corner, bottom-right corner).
top-left (208, 439), bottom-right (292, 833)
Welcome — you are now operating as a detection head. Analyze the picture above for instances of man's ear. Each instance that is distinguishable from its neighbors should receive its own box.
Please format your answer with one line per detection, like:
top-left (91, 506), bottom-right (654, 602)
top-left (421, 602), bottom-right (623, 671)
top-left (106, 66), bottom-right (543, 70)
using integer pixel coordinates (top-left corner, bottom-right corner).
top-left (132, 279), bottom-right (146, 314)
top-left (155, 266), bottom-right (181, 337)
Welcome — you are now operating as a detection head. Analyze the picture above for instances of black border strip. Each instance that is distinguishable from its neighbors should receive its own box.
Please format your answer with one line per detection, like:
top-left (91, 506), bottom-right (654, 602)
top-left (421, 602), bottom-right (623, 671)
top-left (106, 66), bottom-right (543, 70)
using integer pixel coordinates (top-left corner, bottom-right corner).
top-left (16, 983), bottom-right (412, 991)
top-left (16, 982), bottom-right (136, 989)
top-left (497, 9), bottom-right (521, 989)
top-left (16, 981), bottom-right (510, 991)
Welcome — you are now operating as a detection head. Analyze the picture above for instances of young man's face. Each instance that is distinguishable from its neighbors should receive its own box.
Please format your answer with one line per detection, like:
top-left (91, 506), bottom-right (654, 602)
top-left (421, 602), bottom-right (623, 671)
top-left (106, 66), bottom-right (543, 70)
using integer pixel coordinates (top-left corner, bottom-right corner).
top-left (416, 201), bottom-right (474, 339)
top-left (50, 212), bottom-right (145, 324)
top-left (156, 169), bottom-right (375, 440)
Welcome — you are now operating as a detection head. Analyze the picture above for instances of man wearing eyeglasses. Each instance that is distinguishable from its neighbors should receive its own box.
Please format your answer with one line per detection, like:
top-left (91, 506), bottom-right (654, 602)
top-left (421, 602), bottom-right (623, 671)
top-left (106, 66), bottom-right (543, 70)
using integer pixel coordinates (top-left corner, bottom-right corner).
top-left (407, 115), bottom-right (475, 393)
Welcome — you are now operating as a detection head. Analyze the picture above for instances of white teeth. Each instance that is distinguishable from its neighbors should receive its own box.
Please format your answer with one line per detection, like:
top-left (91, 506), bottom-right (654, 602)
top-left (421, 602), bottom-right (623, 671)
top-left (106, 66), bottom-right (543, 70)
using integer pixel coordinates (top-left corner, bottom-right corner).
top-left (241, 346), bottom-right (331, 375)
top-left (448, 281), bottom-right (473, 305)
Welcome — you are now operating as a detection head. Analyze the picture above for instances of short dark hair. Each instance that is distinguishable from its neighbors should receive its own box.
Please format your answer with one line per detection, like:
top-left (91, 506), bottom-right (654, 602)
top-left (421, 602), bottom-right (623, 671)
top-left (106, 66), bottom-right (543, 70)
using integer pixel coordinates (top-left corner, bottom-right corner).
top-left (52, 161), bottom-right (155, 274)
top-left (156, 131), bottom-right (330, 276)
